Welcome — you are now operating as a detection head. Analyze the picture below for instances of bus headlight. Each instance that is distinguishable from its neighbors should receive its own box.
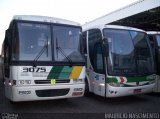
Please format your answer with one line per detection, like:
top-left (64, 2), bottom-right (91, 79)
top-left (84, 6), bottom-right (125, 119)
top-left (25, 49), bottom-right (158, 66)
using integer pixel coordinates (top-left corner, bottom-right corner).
top-left (73, 79), bottom-right (84, 84)
top-left (25, 80), bottom-right (31, 84)
top-left (149, 80), bottom-right (155, 84)
top-left (109, 82), bottom-right (124, 87)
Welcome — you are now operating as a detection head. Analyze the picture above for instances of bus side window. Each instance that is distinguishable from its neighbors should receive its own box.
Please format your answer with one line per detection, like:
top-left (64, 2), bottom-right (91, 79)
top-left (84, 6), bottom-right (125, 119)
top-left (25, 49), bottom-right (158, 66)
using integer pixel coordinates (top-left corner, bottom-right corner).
top-left (4, 40), bottom-right (10, 78)
top-left (94, 43), bottom-right (104, 74)
top-left (81, 31), bottom-right (87, 54)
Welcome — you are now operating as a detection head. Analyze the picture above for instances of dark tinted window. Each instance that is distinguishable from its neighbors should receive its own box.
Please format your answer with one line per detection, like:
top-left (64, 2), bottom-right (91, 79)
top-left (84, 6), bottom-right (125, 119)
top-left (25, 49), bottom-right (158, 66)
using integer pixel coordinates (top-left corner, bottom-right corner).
top-left (88, 29), bottom-right (102, 66)
top-left (81, 31), bottom-right (87, 54)
top-left (103, 29), bottom-right (154, 76)
top-left (94, 43), bottom-right (104, 73)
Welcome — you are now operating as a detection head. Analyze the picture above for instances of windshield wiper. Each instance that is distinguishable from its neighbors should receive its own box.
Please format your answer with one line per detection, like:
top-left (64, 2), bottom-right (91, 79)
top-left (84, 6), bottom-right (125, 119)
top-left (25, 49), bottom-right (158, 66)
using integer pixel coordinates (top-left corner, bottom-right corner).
top-left (34, 44), bottom-right (48, 61)
top-left (33, 39), bottom-right (49, 66)
top-left (56, 38), bottom-right (73, 66)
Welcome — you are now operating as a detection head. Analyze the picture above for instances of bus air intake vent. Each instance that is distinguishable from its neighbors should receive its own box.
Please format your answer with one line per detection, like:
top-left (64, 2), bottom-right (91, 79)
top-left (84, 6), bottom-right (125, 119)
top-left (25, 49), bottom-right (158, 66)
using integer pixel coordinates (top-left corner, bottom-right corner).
top-left (36, 89), bottom-right (70, 97)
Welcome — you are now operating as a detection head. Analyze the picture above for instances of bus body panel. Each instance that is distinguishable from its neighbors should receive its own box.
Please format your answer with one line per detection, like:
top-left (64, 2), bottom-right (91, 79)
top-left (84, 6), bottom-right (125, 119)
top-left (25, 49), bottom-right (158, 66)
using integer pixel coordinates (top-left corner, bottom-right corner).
top-left (153, 76), bottom-right (160, 92)
top-left (4, 66), bottom-right (85, 101)
top-left (147, 32), bottom-right (160, 92)
top-left (86, 69), bottom-right (106, 96)
top-left (86, 69), bottom-right (155, 97)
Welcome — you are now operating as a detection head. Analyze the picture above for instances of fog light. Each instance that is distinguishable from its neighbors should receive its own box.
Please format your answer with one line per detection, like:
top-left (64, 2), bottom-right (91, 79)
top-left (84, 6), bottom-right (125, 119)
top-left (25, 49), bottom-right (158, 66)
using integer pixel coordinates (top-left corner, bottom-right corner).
top-left (99, 83), bottom-right (105, 86)
top-left (73, 79), bottom-right (84, 83)
top-left (72, 92), bottom-right (83, 96)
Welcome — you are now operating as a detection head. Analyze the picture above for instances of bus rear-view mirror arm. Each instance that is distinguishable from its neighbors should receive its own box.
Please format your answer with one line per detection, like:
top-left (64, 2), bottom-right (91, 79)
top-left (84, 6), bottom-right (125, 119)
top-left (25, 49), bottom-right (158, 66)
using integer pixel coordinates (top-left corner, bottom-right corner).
top-left (102, 38), bottom-right (109, 57)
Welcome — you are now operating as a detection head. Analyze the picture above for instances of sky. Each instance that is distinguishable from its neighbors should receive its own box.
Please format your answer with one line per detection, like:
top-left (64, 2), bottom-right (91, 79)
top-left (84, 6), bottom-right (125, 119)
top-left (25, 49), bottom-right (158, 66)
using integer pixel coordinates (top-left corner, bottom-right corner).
top-left (0, 0), bottom-right (138, 52)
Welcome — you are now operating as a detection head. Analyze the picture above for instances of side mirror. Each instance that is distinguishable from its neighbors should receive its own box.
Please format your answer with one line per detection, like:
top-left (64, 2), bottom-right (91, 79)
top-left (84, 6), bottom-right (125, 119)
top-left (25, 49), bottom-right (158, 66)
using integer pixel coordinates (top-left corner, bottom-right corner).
top-left (102, 43), bottom-right (109, 57)
top-left (102, 38), bottom-right (109, 57)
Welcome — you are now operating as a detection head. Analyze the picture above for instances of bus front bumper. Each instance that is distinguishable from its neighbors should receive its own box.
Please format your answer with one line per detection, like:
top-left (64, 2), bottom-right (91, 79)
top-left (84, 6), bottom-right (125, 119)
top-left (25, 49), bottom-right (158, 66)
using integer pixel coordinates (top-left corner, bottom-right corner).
top-left (106, 83), bottom-right (155, 97)
top-left (9, 84), bottom-right (85, 102)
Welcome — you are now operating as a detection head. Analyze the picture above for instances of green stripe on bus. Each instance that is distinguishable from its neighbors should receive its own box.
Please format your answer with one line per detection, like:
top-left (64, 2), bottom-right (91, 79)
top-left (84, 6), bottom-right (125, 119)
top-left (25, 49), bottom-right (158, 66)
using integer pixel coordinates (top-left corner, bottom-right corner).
top-left (58, 66), bottom-right (73, 79)
top-left (47, 66), bottom-right (73, 79)
top-left (47, 66), bottom-right (63, 79)
top-left (107, 76), bottom-right (154, 83)
top-left (108, 77), bottom-right (117, 83)
top-left (127, 76), bottom-right (150, 82)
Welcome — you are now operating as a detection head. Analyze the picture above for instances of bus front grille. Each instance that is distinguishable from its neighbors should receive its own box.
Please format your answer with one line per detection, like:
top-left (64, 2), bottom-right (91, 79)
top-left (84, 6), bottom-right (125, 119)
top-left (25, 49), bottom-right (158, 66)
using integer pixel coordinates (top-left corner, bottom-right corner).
top-left (34, 79), bottom-right (70, 84)
top-left (35, 89), bottom-right (70, 97)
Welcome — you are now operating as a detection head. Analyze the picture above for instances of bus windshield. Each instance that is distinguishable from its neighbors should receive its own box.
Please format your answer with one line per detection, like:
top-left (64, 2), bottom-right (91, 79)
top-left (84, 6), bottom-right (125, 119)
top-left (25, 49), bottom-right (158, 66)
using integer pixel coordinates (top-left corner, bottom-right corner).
top-left (13, 23), bottom-right (52, 61)
top-left (53, 25), bottom-right (84, 62)
top-left (12, 22), bottom-right (84, 62)
top-left (103, 29), bottom-right (154, 76)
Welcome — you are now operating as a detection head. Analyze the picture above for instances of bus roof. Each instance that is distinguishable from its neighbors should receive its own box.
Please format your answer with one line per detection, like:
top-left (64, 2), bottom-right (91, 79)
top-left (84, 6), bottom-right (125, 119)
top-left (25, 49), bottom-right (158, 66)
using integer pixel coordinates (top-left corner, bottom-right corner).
top-left (83, 24), bottom-right (145, 33)
top-left (13, 15), bottom-right (80, 26)
top-left (147, 31), bottom-right (160, 35)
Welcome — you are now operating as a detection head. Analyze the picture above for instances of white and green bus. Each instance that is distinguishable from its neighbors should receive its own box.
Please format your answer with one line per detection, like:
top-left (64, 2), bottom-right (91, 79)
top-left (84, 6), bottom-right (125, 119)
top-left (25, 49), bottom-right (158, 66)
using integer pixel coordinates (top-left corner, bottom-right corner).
top-left (82, 25), bottom-right (156, 97)
top-left (3, 15), bottom-right (85, 102)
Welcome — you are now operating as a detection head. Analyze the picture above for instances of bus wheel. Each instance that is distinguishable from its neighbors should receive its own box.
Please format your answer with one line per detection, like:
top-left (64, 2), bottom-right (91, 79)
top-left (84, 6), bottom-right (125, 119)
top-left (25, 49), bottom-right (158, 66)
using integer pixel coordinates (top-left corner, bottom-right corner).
top-left (84, 78), bottom-right (90, 96)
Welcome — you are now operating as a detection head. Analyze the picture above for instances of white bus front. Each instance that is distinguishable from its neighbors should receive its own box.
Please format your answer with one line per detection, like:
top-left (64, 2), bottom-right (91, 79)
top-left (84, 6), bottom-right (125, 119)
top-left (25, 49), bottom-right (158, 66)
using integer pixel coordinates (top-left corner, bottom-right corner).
top-left (83, 25), bottom-right (156, 97)
top-left (3, 17), bottom-right (85, 102)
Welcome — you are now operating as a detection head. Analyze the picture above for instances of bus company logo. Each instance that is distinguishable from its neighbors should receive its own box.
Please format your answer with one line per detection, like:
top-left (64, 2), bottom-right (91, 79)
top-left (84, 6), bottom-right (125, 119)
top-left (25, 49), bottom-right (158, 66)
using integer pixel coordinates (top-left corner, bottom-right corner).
top-left (18, 91), bottom-right (31, 95)
top-left (105, 113), bottom-right (160, 119)
top-left (22, 67), bottom-right (46, 73)
top-left (1, 113), bottom-right (18, 119)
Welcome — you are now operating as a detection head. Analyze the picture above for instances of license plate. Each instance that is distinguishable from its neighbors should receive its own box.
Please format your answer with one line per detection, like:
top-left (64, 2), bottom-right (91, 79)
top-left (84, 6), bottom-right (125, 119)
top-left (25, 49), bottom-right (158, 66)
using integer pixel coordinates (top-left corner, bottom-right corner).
top-left (133, 89), bottom-right (141, 94)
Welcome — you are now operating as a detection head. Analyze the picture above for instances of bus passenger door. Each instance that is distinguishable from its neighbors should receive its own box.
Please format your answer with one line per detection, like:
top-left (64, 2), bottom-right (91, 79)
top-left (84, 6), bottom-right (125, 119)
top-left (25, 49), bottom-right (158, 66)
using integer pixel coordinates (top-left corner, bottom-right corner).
top-left (93, 43), bottom-right (106, 96)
